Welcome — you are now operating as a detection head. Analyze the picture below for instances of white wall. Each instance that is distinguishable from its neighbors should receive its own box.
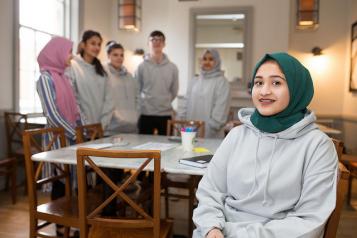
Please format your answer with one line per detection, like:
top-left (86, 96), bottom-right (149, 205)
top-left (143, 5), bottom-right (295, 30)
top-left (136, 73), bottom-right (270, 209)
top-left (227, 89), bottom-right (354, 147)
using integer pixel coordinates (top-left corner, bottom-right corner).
top-left (81, 0), bottom-right (290, 95)
top-left (342, 0), bottom-right (357, 118)
top-left (289, 0), bottom-right (350, 116)
top-left (0, 0), bottom-right (14, 110)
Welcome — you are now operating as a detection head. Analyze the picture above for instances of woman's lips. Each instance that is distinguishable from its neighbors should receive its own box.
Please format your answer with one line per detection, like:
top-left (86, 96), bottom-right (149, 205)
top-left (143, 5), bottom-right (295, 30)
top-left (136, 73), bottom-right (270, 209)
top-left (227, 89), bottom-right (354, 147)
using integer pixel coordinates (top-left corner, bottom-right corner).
top-left (259, 99), bottom-right (275, 105)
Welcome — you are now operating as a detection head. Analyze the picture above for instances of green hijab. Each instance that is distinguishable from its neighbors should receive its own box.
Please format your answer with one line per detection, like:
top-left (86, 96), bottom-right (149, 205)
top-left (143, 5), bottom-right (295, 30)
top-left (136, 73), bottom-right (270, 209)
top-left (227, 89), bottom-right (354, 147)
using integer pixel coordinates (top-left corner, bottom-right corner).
top-left (250, 52), bottom-right (314, 133)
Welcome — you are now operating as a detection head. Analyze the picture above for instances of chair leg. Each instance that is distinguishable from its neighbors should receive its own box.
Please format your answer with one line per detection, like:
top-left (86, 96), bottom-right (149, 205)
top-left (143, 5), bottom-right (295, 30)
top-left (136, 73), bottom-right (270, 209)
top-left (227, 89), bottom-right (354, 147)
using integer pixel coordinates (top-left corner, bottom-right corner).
top-left (11, 162), bottom-right (17, 204)
top-left (163, 173), bottom-right (170, 219)
top-left (347, 175), bottom-right (352, 205)
top-left (29, 217), bottom-right (37, 238)
top-left (63, 227), bottom-right (70, 238)
top-left (188, 183), bottom-right (195, 237)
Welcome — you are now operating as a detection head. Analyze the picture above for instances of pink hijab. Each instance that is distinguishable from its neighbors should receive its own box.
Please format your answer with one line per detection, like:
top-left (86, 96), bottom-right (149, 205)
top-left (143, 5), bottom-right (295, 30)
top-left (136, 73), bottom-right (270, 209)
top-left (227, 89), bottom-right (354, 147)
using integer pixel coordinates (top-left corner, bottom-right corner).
top-left (37, 36), bottom-right (80, 126)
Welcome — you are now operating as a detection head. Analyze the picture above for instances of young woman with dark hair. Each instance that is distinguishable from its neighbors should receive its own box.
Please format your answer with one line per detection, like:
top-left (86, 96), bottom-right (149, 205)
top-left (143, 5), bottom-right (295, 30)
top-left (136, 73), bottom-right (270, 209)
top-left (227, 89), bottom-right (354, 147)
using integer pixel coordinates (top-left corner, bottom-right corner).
top-left (67, 30), bottom-right (113, 131)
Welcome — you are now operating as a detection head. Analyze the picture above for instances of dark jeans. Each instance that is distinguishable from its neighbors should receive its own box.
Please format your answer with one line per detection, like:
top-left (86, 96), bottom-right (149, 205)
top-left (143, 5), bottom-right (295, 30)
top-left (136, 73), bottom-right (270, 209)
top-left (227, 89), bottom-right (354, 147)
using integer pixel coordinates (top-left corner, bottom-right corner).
top-left (138, 115), bottom-right (171, 135)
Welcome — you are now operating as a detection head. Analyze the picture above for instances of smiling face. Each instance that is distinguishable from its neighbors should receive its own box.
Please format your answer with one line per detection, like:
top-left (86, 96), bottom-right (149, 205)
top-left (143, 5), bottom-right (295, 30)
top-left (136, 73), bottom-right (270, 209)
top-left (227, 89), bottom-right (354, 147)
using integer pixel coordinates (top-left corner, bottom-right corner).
top-left (82, 35), bottom-right (102, 59)
top-left (200, 51), bottom-right (216, 71)
top-left (252, 60), bottom-right (290, 116)
top-left (108, 48), bottom-right (124, 69)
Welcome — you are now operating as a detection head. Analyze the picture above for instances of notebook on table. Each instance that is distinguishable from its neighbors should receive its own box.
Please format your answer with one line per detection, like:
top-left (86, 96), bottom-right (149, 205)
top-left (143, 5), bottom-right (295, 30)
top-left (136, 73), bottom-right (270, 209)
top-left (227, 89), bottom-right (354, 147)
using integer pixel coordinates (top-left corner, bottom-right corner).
top-left (179, 154), bottom-right (213, 168)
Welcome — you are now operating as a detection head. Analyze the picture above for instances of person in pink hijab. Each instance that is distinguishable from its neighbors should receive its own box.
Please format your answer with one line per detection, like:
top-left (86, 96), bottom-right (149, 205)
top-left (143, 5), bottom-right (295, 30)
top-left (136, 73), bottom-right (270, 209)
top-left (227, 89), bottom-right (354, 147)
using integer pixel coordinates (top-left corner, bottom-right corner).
top-left (37, 36), bottom-right (81, 143)
top-left (37, 36), bottom-right (82, 237)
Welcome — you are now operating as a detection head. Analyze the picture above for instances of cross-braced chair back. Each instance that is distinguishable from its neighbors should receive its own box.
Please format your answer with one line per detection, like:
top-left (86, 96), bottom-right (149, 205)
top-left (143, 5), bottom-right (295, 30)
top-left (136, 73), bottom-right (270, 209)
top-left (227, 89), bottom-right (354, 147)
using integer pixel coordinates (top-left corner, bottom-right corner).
top-left (4, 112), bottom-right (29, 157)
top-left (75, 123), bottom-right (104, 144)
top-left (23, 127), bottom-right (76, 237)
top-left (166, 120), bottom-right (205, 138)
top-left (76, 148), bottom-right (163, 238)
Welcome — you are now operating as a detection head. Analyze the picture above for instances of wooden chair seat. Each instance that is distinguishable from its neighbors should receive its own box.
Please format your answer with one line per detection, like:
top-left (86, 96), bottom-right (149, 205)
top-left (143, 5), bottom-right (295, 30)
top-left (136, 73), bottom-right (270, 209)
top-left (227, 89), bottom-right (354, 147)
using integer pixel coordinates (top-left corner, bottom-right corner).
top-left (88, 220), bottom-right (173, 238)
top-left (37, 196), bottom-right (80, 227)
top-left (37, 192), bottom-right (102, 228)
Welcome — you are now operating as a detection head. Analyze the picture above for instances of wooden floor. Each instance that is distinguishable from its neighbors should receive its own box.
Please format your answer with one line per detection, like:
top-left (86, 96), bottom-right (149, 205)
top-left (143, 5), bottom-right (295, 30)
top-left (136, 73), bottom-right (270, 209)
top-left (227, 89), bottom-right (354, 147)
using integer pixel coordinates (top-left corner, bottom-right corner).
top-left (0, 184), bottom-right (356, 238)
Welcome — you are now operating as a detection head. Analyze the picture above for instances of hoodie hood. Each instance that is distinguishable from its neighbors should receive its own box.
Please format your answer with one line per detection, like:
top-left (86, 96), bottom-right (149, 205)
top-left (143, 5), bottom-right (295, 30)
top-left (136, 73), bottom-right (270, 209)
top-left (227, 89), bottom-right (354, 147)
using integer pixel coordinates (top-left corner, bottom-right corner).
top-left (106, 63), bottom-right (129, 77)
top-left (72, 55), bottom-right (95, 70)
top-left (239, 108), bottom-right (318, 139)
top-left (143, 53), bottom-right (170, 66)
top-left (239, 108), bottom-right (318, 205)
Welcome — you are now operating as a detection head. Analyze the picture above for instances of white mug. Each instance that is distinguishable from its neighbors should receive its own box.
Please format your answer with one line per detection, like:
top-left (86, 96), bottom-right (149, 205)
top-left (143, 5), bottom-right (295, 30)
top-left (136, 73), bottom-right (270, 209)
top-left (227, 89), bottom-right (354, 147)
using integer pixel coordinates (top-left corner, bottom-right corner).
top-left (181, 131), bottom-right (197, 151)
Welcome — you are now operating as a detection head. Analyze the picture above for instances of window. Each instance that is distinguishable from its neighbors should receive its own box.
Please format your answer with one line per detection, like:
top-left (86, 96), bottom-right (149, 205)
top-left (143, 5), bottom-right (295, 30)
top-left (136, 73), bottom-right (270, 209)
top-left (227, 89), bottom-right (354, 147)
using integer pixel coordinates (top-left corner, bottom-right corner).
top-left (18, 0), bottom-right (73, 113)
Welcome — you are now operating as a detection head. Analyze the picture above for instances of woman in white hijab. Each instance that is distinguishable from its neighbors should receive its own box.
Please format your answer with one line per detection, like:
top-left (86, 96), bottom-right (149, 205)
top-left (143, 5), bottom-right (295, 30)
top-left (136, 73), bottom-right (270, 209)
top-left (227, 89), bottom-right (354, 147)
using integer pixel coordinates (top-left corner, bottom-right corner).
top-left (181, 49), bottom-right (231, 138)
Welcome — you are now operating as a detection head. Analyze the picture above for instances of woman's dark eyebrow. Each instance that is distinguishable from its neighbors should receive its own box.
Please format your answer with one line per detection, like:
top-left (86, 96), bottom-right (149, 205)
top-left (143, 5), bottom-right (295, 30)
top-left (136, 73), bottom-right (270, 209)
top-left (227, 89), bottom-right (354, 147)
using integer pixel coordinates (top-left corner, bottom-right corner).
top-left (270, 75), bottom-right (286, 80)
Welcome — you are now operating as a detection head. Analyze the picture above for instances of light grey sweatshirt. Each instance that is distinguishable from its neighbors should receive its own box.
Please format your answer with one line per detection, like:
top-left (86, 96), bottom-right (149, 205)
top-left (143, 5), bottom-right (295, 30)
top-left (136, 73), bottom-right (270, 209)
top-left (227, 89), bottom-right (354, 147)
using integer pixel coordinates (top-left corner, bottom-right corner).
top-left (193, 108), bottom-right (338, 238)
top-left (135, 54), bottom-right (179, 116)
top-left (181, 74), bottom-right (230, 138)
top-left (105, 64), bottom-right (139, 134)
top-left (66, 55), bottom-right (113, 129)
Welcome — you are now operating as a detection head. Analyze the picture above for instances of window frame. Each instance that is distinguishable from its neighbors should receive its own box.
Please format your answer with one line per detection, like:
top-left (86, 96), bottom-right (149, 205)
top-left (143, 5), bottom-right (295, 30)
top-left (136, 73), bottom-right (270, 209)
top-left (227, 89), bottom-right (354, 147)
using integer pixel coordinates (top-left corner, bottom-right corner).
top-left (13, 0), bottom-right (79, 114)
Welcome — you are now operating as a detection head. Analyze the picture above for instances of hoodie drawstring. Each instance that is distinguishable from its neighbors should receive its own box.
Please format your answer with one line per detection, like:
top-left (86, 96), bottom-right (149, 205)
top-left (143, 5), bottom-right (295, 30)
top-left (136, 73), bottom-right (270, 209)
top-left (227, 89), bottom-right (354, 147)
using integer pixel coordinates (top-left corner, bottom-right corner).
top-left (247, 134), bottom-right (261, 196)
top-left (262, 135), bottom-right (278, 206)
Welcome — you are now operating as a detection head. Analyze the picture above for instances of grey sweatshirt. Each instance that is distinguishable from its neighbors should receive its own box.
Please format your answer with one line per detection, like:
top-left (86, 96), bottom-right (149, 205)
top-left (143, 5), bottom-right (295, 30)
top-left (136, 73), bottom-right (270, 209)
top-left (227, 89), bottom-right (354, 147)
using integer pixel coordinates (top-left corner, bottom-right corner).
top-left (66, 55), bottom-right (113, 129)
top-left (135, 54), bottom-right (179, 116)
top-left (105, 64), bottom-right (139, 134)
top-left (193, 108), bottom-right (338, 238)
top-left (181, 74), bottom-right (230, 138)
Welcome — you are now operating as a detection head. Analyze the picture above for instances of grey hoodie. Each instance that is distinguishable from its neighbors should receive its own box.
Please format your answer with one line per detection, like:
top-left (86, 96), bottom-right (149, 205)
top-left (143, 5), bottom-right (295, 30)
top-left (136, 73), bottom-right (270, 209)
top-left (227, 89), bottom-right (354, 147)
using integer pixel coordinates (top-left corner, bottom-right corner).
top-left (135, 53), bottom-right (179, 116)
top-left (105, 63), bottom-right (139, 134)
top-left (193, 108), bottom-right (338, 238)
top-left (181, 74), bottom-right (230, 138)
top-left (66, 55), bottom-right (114, 130)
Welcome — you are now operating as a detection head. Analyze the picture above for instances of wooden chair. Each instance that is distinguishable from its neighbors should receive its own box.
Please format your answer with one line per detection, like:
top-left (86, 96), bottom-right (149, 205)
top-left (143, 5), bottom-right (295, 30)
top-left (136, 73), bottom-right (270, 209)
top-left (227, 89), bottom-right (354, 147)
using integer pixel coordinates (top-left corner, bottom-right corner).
top-left (331, 138), bottom-right (357, 205)
top-left (75, 123), bottom-right (104, 144)
top-left (4, 112), bottom-right (32, 194)
top-left (163, 119), bottom-right (205, 236)
top-left (76, 148), bottom-right (173, 238)
top-left (23, 127), bottom-right (78, 238)
top-left (323, 162), bottom-right (350, 238)
top-left (340, 153), bottom-right (357, 205)
top-left (4, 112), bottom-right (29, 158)
top-left (0, 157), bottom-right (17, 204)
top-left (166, 119), bottom-right (205, 138)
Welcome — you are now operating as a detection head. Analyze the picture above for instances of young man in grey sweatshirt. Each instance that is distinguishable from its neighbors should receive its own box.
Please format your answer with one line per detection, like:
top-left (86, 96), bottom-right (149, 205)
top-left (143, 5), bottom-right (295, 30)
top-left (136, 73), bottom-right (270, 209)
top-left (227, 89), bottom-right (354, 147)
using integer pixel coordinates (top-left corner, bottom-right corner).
top-left (135, 30), bottom-right (179, 135)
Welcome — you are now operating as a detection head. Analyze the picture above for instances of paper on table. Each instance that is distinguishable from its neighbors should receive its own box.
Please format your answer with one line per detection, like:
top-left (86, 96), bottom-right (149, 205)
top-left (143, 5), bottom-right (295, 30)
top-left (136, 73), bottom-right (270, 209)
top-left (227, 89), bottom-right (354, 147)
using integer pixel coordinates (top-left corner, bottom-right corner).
top-left (69, 143), bottom-right (114, 150)
top-left (132, 142), bottom-right (178, 151)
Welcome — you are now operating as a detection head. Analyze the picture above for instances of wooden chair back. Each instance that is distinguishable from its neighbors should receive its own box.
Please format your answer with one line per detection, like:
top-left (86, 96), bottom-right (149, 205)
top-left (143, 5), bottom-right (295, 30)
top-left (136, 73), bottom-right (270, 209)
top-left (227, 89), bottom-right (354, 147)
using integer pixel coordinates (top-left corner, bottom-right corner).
top-left (331, 138), bottom-right (344, 160)
top-left (76, 148), bottom-right (162, 238)
top-left (23, 127), bottom-right (75, 237)
top-left (75, 123), bottom-right (104, 144)
top-left (4, 112), bottom-right (29, 157)
top-left (323, 162), bottom-right (349, 238)
top-left (166, 120), bottom-right (205, 138)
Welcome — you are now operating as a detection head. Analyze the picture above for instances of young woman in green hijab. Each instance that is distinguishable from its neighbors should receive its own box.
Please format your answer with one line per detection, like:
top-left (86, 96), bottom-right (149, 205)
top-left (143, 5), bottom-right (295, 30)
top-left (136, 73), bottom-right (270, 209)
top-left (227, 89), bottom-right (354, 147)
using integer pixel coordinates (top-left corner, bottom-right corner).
top-left (193, 52), bottom-right (338, 238)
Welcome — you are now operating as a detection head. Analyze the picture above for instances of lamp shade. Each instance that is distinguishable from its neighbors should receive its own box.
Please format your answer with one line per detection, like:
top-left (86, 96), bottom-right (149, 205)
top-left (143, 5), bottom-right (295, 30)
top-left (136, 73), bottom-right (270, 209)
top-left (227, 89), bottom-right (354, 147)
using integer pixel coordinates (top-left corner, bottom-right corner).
top-left (296, 0), bottom-right (319, 29)
top-left (118, 0), bottom-right (141, 31)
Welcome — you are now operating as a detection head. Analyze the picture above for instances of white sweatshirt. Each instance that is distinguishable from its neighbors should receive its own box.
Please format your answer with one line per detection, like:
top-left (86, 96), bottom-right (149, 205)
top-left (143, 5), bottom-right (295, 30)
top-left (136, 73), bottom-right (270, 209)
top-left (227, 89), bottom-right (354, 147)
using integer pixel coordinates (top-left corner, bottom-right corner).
top-left (66, 55), bottom-right (113, 130)
top-left (193, 108), bottom-right (338, 238)
top-left (182, 74), bottom-right (230, 138)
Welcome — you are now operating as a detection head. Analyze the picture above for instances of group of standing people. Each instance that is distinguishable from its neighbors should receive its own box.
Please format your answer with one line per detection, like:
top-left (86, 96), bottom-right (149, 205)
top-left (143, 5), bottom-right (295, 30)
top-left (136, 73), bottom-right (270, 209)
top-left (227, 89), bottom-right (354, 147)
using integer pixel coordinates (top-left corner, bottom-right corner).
top-left (37, 29), bottom-right (232, 146)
